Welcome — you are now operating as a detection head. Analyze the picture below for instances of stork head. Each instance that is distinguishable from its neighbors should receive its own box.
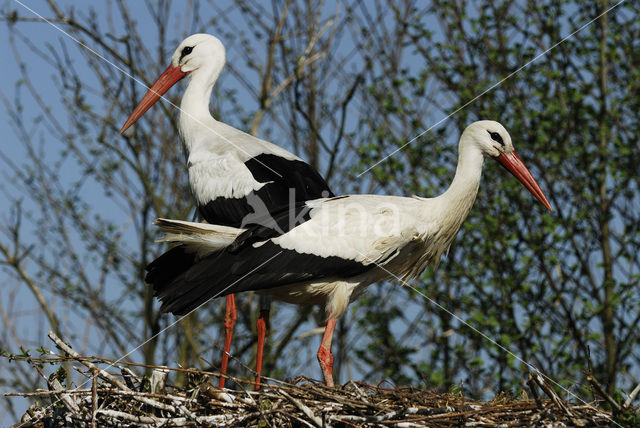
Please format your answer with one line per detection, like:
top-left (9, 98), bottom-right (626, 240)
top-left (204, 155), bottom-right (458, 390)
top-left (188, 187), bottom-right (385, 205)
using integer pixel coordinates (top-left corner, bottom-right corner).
top-left (463, 120), bottom-right (552, 211)
top-left (170, 33), bottom-right (226, 75)
top-left (120, 34), bottom-right (226, 134)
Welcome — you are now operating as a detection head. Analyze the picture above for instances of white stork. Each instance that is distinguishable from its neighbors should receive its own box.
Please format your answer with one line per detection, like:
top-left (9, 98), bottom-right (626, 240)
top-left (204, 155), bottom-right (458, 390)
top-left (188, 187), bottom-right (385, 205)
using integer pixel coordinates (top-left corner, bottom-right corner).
top-left (145, 120), bottom-right (552, 387)
top-left (120, 34), bottom-right (334, 388)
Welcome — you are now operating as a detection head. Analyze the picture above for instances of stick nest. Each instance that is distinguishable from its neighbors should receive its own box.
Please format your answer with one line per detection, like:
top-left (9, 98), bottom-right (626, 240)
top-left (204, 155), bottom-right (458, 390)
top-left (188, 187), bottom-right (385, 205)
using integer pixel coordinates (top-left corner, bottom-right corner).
top-left (7, 332), bottom-right (622, 427)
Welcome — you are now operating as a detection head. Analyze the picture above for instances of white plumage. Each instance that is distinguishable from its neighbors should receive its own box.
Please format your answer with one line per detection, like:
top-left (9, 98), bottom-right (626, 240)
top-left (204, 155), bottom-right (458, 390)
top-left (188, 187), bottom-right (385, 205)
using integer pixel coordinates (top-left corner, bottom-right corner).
top-left (121, 33), bottom-right (335, 389)
top-left (154, 218), bottom-right (241, 255)
top-left (147, 120), bottom-right (552, 386)
top-left (121, 33), bottom-right (333, 228)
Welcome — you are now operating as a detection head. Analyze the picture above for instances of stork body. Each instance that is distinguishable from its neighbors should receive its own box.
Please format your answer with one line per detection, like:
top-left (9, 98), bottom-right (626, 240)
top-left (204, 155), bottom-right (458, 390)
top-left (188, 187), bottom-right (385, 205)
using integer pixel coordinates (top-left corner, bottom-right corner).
top-left (121, 34), bottom-right (332, 229)
top-left (146, 121), bottom-right (552, 386)
top-left (121, 34), bottom-right (333, 388)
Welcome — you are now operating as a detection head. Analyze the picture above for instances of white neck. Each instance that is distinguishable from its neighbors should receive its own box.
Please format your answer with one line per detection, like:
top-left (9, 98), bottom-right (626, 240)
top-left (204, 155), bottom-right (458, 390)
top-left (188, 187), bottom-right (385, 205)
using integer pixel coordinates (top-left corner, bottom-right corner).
top-left (179, 66), bottom-right (221, 152)
top-left (434, 138), bottom-right (485, 226)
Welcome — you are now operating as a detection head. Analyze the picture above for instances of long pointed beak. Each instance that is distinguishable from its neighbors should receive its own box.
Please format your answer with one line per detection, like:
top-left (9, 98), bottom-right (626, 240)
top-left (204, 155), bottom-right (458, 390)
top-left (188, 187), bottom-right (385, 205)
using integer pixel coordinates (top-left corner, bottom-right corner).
top-left (496, 151), bottom-right (552, 211)
top-left (120, 64), bottom-right (187, 134)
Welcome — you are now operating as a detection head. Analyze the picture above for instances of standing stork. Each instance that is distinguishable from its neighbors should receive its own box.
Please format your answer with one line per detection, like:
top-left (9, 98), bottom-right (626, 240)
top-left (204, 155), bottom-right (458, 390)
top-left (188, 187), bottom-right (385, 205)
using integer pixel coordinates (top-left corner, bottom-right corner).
top-left (145, 120), bottom-right (552, 387)
top-left (120, 34), bottom-right (334, 388)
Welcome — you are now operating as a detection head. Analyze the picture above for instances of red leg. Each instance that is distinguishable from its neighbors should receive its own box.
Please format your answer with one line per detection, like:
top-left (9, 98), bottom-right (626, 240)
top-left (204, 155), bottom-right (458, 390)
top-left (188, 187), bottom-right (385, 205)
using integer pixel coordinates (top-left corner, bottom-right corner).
top-left (317, 316), bottom-right (337, 387)
top-left (219, 294), bottom-right (237, 388)
top-left (254, 306), bottom-right (269, 390)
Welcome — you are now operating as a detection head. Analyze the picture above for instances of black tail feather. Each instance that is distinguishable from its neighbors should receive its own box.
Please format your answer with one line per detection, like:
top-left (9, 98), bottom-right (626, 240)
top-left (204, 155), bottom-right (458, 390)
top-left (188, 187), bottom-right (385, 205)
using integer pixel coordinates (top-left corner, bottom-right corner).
top-left (146, 240), bottom-right (370, 316)
top-left (145, 246), bottom-right (198, 307)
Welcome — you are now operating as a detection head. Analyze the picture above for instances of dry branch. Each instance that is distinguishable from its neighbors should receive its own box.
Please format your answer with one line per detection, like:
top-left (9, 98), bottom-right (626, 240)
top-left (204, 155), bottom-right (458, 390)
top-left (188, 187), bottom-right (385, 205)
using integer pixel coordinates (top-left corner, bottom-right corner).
top-left (4, 332), bottom-right (620, 427)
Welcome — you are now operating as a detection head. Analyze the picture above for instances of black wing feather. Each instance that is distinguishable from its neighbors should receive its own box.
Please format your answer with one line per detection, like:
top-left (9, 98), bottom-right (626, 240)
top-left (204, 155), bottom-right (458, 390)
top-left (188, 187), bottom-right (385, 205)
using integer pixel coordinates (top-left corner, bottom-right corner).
top-left (148, 154), bottom-right (338, 315)
top-left (198, 154), bottom-right (333, 228)
top-left (146, 240), bottom-right (371, 315)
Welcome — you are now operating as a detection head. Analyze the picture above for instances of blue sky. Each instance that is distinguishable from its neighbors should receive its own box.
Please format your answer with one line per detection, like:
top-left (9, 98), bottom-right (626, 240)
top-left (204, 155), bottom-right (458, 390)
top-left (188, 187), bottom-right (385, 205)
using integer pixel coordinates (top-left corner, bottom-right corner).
top-left (0, 1), bottom-right (384, 420)
top-left (0, 2), bottom-right (183, 421)
top-left (1, 0), bottom-right (635, 424)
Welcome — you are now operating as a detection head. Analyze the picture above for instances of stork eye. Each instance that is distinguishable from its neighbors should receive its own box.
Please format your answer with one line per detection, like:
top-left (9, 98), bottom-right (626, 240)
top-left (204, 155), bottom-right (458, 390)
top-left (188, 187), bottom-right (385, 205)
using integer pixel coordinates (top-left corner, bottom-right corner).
top-left (487, 130), bottom-right (504, 146)
top-left (180, 46), bottom-right (193, 61)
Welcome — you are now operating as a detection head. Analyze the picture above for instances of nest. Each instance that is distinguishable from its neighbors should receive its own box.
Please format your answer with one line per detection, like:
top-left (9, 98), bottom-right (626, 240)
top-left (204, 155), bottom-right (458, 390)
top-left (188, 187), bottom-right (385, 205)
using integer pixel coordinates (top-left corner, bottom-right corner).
top-left (6, 332), bottom-right (622, 427)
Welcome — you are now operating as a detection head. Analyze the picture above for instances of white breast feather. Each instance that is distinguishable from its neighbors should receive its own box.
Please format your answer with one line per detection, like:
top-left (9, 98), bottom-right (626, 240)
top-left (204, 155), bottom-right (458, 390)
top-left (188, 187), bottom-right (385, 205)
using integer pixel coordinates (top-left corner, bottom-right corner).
top-left (188, 151), bottom-right (267, 202)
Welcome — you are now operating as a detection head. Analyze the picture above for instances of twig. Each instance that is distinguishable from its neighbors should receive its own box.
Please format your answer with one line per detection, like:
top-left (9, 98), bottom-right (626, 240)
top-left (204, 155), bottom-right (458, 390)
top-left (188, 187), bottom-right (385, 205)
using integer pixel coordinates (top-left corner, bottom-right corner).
top-left (529, 370), bottom-right (574, 417)
top-left (48, 331), bottom-right (183, 415)
top-left (48, 331), bottom-right (130, 391)
top-left (50, 378), bottom-right (82, 416)
top-left (6, 387), bottom-right (195, 403)
top-left (150, 367), bottom-right (169, 394)
top-left (277, 389), bottom-right (323, 427)
top-left (120, 366), bottom-right (138, 389)
top-left (94, 409), bottom-right (176, 425)
top-left (587, 374), bottom-right (622, 412)
top-left (91, 371), bottom-right (97, 428)
top-left (624, 382), bottom-right (640, 409)
top-left (526, 373), bottom-right (543, 408)
top-left (4, 389), bottom-right (90, 397)
top-left (7, 346), bottom-right (616, 427)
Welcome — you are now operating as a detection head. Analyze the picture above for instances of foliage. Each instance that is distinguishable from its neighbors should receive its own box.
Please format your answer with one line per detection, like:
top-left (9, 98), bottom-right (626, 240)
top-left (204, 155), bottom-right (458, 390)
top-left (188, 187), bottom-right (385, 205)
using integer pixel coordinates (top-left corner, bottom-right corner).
top-left (355, 0), bottom-right (640, 401)
top-left (1, 0), bottom-right (639, 422)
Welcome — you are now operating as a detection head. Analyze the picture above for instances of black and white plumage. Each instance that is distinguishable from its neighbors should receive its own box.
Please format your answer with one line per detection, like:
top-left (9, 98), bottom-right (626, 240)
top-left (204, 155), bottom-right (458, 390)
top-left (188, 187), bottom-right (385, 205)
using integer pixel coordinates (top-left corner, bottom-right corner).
top-left (120, 33), bottom-right (334, 389)
top-left (145, 120), bottom-right (553, 386)
top-left (120, 33), bottom-right (333, 229)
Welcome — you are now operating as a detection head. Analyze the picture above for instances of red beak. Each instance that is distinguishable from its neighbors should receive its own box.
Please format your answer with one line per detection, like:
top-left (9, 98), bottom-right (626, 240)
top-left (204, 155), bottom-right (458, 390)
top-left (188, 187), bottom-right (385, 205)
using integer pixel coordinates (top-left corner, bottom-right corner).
top-left (496, 151), bottom-right (552, 211)
top-left (120, 64), bottom-right (187, 134)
